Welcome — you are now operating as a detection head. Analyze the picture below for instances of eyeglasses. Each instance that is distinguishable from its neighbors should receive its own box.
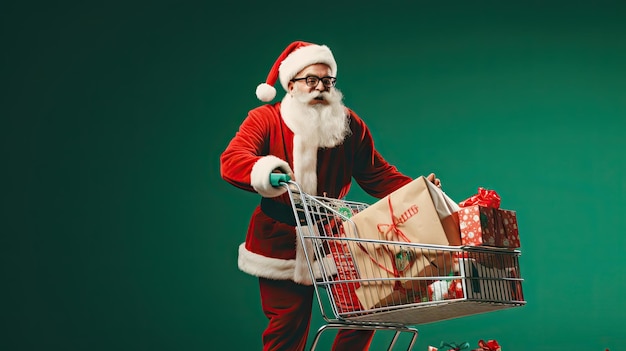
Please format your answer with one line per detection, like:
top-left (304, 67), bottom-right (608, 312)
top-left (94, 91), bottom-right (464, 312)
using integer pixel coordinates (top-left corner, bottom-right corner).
top-left (291, 76), bottom-right (337, 88)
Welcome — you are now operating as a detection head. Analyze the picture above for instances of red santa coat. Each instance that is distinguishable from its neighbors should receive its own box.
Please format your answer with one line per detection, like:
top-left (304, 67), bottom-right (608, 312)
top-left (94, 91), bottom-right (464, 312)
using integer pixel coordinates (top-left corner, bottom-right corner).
top-left (220, 102), bottom-right (412, 285)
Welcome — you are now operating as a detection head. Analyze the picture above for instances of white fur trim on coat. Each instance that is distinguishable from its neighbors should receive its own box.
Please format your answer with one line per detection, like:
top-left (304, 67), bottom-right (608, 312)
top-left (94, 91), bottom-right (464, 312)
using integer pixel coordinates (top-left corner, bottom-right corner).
top-left (291, 134), bottom-right (318, 195)
top-left (293, 226), bottom-right (315, 284)
top-left (314, 254), bottom-right (338, 280)
top-left (238, 243), bottom-right (295, 281)
top-left (295, 227), bottom-right (338, 283)
top-left (250, 155), bottom-right (293, 198)
top-left (238, 240), bottom-right (338, 285)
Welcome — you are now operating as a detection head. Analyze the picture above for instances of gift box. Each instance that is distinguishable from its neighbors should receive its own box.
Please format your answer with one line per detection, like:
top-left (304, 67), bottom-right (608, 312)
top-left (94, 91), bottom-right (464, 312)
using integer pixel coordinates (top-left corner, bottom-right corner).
top-left (424, 276), bottom-right (465, 302)
top-left (344, 239), bottom-right (449, 297)
top-left (458, 188), bottom-right (520, 248)
top-left (353, 252), bottom-right (440, 309)
top-left (447, 278), bottom-right (465, 299)
top-left (428, 280), bottom-right (451, 301)
top-left (352, 249), bottom-right (465, 309)
top-left (475, 339), bottom-right (501, 351)
top-left (327, 237), bottom-right (363, 314)
top-left (463, 258), bottom-right (523, 302)
top-left (322, 221), bottom-right (448, 311)
top-left (325, 217), bottom-right (443, 310)
top-left (345, 175), bottom-right (462, 251)
top-left (341, 176), bottom-right (462, 309)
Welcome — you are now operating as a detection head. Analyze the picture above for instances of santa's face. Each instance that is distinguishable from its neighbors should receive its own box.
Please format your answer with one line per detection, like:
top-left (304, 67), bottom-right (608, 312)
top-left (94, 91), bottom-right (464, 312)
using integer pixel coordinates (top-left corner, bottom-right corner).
top-left (281, 64), bottom-right (350, 148)
top-left (288, 63), bottom-right (334, 105)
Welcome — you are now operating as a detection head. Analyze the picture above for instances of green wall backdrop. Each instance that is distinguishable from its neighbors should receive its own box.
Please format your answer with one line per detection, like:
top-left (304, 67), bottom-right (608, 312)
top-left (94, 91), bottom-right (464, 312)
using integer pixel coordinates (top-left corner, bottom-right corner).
top-left (4, 1), bottom-right (626, 350)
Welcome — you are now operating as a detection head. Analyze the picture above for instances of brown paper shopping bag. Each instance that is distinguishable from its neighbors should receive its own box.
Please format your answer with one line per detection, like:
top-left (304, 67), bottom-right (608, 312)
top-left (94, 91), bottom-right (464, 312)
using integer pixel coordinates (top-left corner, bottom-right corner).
top-left (425, 178), bottom-right (462, 247)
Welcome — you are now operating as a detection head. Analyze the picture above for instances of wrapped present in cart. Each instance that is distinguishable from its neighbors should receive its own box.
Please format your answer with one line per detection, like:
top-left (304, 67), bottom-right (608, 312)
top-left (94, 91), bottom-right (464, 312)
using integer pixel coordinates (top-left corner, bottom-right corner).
top-left (271, 174), bottom-right (526, 350)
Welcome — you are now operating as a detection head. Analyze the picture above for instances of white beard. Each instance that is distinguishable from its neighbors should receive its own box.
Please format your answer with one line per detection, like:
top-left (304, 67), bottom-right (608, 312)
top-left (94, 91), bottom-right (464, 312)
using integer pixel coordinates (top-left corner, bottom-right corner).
top-left (280, 88), bottom-right (351, 148)
top-left (280, 88), bottom-right (351, 195)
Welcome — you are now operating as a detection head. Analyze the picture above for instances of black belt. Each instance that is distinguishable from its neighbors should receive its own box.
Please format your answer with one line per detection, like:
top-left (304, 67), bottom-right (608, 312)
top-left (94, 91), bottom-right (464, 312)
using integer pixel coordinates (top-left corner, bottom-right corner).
top-left (260, 197), bottom-right (302, 226)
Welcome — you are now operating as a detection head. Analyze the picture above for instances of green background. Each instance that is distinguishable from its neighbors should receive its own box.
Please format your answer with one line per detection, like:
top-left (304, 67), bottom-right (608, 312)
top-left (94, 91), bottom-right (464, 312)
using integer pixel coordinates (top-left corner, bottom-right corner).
top-left (4, 1), bottom-right (625, 350)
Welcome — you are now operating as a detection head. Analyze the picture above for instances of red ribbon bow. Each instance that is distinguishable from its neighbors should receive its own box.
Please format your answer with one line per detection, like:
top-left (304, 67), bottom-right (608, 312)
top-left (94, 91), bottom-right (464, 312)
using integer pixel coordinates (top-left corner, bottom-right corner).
top-left (459, 187), bottom-right (501, 208)
top-left (376, 196), bottom-right (418, 243)
top-left (477, 339), bottom-right (501, 351)
top-left (355, 196), bottom-right (420, 284)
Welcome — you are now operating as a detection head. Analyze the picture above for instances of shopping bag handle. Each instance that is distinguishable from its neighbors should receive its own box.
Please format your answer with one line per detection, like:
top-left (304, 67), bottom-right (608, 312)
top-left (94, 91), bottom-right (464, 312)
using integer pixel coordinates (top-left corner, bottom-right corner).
top-left (269, 173), bottom-right (291, 187)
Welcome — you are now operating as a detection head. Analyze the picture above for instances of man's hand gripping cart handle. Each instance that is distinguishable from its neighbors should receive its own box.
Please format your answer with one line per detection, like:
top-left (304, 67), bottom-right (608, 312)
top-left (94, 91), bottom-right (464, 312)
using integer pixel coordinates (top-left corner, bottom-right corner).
top-left (269, 173), bottom-right (291, 187)
top-left (269, 173), bottom-right (304, 197)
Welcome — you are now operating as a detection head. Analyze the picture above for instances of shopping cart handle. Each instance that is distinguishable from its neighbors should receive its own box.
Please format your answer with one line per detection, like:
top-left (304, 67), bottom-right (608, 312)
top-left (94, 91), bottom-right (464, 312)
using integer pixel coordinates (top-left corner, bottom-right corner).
top-left (269, 173), bottom-right (291, 187)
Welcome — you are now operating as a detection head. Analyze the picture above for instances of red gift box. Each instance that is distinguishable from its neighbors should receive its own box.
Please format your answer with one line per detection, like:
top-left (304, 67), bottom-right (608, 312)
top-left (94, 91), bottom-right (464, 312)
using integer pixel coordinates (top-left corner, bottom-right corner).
top-left (458, 188), bottom-right (520, 248)
top-left (475, 339), bottom-right (501, 351)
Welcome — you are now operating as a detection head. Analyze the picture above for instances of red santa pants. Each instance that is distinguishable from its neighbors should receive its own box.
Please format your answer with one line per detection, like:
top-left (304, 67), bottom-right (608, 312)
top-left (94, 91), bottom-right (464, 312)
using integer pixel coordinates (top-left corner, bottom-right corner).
top-left (259, 277), bottom-right (374, 351)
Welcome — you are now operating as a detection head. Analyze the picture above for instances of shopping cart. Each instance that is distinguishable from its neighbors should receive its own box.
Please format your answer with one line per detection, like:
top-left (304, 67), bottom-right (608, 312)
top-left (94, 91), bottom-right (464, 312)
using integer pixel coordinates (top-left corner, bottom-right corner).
top-left (270, 175), bottom-right (526, 350)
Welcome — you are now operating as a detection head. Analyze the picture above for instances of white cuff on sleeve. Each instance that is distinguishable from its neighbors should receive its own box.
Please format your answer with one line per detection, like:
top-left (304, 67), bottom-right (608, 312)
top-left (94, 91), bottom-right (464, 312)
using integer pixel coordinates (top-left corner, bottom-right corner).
top-left (250, 155), bottom-right (293, 198)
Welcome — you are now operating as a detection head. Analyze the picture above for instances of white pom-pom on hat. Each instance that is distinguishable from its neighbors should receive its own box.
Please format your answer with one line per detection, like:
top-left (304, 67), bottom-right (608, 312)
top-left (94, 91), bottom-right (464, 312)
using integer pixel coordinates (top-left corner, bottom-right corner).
top-left (256, 83), bottom-right (276, 102)
top-left (256, 40), bottom-right (337, 102)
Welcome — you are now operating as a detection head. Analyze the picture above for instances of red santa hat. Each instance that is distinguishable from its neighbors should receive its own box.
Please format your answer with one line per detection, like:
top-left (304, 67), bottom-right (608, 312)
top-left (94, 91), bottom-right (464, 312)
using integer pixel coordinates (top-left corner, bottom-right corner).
top-left (255, 41), bottom-right (337, 102)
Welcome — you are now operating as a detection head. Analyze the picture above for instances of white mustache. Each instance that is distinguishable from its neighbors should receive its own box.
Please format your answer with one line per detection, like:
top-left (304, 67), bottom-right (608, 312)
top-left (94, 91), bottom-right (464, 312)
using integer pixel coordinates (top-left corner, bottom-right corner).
top-left (297, 90), bottom-right (339, 103)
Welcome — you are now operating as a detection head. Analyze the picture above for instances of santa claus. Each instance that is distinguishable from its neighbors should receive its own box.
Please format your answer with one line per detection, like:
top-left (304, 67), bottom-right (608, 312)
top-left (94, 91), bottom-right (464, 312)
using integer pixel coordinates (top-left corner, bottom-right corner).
top-left (220, 40), bottom-right (440, 351)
